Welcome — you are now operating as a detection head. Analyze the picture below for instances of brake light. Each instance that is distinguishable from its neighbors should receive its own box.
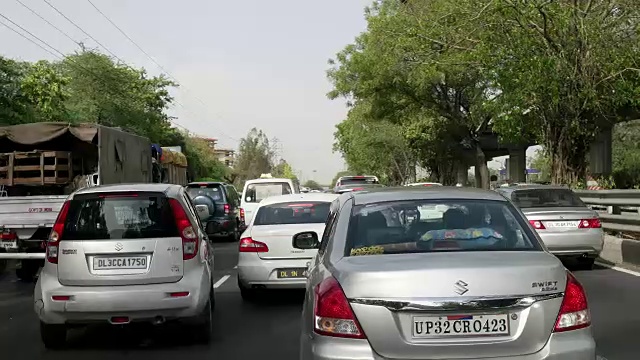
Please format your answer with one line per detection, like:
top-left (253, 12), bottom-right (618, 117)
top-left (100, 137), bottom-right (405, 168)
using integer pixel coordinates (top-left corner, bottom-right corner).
top-left (224, 204), bottom-right (230, 215)
top-left (240, 208), bottom-right (245, 223)
top-left (47, 200), bottom-right (71, 264)
top-left (554, 272), bottom-right (591, 332)
top-left (239, 237), bottom-right (268, 253)
top-left (0, 232), bottom-right (17, 240)
top-left (98, 193), bottom-right (138, 198)
top-left (168, 198), bottom-right (198, 260)
top-left (529, 220), bottom-right (546, 230)
top-left (579, 218), bottom-right (601, 229)
top-left (314, 276), bottom-right (365, 339)
top-left (352, 187), bottom-right (364, 191)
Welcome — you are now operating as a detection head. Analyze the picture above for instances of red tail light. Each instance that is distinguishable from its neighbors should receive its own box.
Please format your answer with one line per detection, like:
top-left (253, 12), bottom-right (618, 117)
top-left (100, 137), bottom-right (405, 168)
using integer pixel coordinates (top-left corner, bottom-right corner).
top-left (313, 276), bottom-right (365, 339)
top-left (47, 200), bottom-right (71, 264)
top-left (554, 272), bottom-right (591, 332)
top-left (169, 198), bottom-right (198, 260)
top-left (352, 187), bottom-right (364, 191)
top-left (224, 204), bottom-right (230, 215)
top-left (240, 208), bottom-right (245, 223)
top-left (0, 232), bottom-right (17, 240)
top-left (578, 218), bottom-right (601, 229)
top-left (239, 237), bottom-right (268, 252)
top-left (529, 220), bottom-right (546, 230)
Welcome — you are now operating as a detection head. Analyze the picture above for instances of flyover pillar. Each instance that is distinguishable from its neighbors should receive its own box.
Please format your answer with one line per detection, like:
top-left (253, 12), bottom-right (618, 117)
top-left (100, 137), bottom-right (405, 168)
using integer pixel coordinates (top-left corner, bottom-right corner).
top-left (507, 147), bottom-right (527, 183)
top-left (456, 163), bottom-right (468, 185)
top-left (589, 127), bottom-right (612, 176)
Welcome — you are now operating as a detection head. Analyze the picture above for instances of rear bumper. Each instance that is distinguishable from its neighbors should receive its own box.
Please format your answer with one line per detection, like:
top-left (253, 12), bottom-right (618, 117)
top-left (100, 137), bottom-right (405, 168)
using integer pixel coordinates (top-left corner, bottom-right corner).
top-left (301, 327), bottom-right (596, 360)
top-left (205, 217), bottom-right (235, 236)
top-left (237, 254), bottom-right (310, 289)
top-left (538, 230), bottom-right (604, 257)
top-left (34, 267), bottom-right (211, 325)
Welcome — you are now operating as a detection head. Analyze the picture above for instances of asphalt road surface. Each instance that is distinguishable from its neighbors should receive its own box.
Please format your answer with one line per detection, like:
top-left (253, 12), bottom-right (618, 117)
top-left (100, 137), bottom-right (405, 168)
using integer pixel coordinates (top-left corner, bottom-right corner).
top-left (0, 243), bottom-right (637, 359)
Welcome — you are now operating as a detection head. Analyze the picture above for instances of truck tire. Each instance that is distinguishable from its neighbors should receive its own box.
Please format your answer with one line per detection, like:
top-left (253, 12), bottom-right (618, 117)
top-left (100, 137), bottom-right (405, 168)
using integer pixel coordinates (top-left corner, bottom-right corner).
top-left (40, 321), bottom-right (67, 349)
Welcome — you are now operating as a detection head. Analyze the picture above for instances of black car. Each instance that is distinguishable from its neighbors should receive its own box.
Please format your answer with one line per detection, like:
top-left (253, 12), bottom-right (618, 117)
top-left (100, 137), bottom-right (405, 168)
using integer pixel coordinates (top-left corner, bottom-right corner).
top-left (185, 182), bottom-right (243, 241)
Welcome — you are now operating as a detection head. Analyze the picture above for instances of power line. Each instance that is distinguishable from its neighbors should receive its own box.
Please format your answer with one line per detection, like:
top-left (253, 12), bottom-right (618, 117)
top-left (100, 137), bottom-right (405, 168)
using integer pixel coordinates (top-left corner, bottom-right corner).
top-left (15, 0), bottom-right (79, 46)
top-left (42, 0), bottom-right (126, 64)
top-left (0, 12), bottom-right (64, 57)
top-left (85, 0), bottom-right (239, 143)
top-left (0, 18), bottom-right (61, 59)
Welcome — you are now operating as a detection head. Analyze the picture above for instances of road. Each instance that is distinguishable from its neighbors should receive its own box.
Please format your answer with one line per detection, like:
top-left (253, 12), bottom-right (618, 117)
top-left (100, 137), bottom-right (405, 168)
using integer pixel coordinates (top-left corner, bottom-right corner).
top-left (0, 242), bottom-right (637, 359)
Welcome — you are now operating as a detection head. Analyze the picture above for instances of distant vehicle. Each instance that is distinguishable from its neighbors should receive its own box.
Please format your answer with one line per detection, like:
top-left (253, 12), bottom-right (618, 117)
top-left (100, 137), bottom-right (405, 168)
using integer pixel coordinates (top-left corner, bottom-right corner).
top-left (496, 185), bottom-right (603, 269)
top-left (236, 193), bottom-right (338, 301)
top-left (334, 183), bottom-right (385, 194)
top-left (185, 182), bottom-right (242, 241)
top-left (298, 186), bottom-right (595, 360)
top-left (34, 183), bottom-right (215, 348)
top-left (241, 177), bottom-right (300, 225)
top-left (405, 182), bottom-right (443, 187)
top-left (333, 175), bottom-right (379, 192)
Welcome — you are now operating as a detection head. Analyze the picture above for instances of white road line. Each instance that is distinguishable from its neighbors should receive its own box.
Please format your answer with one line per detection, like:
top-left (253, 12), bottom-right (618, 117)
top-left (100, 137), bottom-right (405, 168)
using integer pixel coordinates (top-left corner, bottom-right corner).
top-left (213, 275), bottom-right (231, 288)
top-left (595, 261), bottom-right (640, 277)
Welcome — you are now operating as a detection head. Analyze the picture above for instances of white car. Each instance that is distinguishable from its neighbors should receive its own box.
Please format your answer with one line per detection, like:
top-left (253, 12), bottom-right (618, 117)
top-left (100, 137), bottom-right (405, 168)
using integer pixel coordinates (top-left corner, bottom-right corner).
top-left (236, 192), bottom-right (338, 301)
top-left (241, 177), bottom-right (300, 226)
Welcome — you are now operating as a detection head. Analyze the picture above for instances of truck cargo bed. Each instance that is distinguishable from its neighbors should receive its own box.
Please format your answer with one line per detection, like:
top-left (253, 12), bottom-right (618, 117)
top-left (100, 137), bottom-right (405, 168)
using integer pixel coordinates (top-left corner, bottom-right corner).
top-left (0, 151), bottom-right (73, 186)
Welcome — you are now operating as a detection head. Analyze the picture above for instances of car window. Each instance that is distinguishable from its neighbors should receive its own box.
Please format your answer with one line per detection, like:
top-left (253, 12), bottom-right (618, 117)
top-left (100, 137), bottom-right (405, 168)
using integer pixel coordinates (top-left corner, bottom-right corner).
top-left (511, 189), bottom-right (585, 208)
top-left (182, 192), bottom-right (202, 230)
top-left (186, 184), bottom-right (224, 202)
top-left (244, 182), bottom-right (292, 203)
top-left (338, 177), bottom-right (379, 186)
top-left (62, 193), bottom-right (179, 240)
top-left (253, 201), bottom-right (330, 225)
top-left (345, 199), bottom-right (541, 256)
top-left (226, 186), bottom-right (240, 205)
top-left (319, 200), bottom-right (340, 253)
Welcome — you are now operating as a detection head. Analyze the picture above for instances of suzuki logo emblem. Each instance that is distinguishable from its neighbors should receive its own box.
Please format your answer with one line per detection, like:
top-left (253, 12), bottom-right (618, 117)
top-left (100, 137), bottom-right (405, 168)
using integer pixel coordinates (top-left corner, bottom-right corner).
top-left (115, 243), bottom-right (123, 251)
top-left (454, 280), bottom-right (469, 295)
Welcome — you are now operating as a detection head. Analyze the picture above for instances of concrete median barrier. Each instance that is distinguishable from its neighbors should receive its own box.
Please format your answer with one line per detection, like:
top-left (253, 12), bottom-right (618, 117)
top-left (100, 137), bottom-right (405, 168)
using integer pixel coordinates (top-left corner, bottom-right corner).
top-left (600, 235), bottom-right (640, 268)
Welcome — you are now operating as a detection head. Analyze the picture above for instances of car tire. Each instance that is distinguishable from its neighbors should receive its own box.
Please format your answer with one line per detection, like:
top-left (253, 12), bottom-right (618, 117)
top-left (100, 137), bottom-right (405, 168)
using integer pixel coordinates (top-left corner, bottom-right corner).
top-left (193, 295), bottom-right (213, 344)
top-left (238, 279), bottom-right (258, 302)
top-left (40, 322), bottom-right (67, 349)
top-left (227, 223), bottom-right (240, 242)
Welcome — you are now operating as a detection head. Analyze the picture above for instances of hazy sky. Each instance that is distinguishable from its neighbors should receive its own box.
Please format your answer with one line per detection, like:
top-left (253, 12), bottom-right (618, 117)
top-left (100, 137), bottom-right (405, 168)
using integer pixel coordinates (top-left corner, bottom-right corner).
top-left (1, 0), bottom-right (539, 183)
top-left (1, 0), bottom-right (379, 183)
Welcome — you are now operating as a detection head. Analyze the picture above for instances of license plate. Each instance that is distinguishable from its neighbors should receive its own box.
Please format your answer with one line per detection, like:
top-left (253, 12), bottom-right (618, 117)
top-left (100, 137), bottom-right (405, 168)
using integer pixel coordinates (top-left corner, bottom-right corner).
top-left (412, 314), bottom-right (510, 338)
top-left (276, 268), bottom-right (307, 278)
top-left (544, 221), bottom-right (579, 228)
top-left (0, 240), bottom-right (18, 250)
top-left (93, 256), bottom-right (148, 270)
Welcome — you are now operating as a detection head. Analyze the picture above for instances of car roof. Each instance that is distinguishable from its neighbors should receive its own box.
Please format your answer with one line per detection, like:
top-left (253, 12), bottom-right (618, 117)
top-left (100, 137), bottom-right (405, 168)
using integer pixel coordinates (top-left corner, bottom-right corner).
top-left (497, 184), bottom-right (571, 194)
top-left (348, 186), bottom-right (508, 205)
top-left (259, 192), bottom-right (339, 205)
top-left (73, 183), bottom-right (178, 197)
top-left (245, 178), bottom-right (292, 184)
top-left (186, 181), bottom-right (227, 186)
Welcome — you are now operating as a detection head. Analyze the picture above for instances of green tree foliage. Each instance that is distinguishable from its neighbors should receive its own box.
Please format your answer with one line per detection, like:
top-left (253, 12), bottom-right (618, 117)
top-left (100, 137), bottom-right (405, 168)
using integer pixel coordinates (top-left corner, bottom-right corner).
top-left (529, 148), bottom-right (552, 183)
top-left (272, 159), bottom-right (298, 182)
top-left (183, 136), bottom-right (228, 182)
top-left (612, 121), bottom-right (640, 188)
top-left (303, 179), bottom-right (323, 190)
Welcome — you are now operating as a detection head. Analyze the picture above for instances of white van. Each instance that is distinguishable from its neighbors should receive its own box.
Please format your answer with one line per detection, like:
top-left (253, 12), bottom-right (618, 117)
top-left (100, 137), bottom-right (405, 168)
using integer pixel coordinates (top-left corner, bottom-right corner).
top-left (241, 177), bottom-right (300, 225)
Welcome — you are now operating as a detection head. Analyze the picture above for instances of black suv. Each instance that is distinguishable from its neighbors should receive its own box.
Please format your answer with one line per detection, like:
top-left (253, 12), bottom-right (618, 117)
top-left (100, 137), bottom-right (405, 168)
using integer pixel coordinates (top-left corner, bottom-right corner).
top-left (185, 182), bottom-right (243, 241)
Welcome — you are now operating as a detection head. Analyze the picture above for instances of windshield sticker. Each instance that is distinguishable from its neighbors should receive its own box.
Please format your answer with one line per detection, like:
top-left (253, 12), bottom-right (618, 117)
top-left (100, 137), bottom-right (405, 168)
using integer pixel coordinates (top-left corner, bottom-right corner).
top-left (350, 245), bottom-right (384, 256)
top-left (420, 228), bottom-right (504, 242)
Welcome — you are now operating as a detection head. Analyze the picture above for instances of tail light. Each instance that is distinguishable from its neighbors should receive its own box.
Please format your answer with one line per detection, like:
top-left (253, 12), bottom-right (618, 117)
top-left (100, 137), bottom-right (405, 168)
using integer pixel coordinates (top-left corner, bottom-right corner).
top-left (240, 208), bottom-right (245, 223)
top-left (554, 272), bottom-right (591, 332)
top-left (0, 232), bottom-right (17, 240)
top-left (313, 276), bottom-right (365, 339)
top-left (224, 204), bottom-right (230, 215)
top-left (529, 220), bottom-right (545, 230)
top-left (239, 237), bottom-right (268, 253)
top-left (47, 200), bottom-right (71, 264)
top-left (579, 218), bottom-right (601, 229)
top-left (169, 199), bottom-right (198, 260)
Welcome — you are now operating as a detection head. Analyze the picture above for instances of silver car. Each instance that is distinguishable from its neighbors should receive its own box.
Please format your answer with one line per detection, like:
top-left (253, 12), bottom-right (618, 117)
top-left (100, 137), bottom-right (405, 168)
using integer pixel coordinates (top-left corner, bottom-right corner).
top-left (299, 187), bottom-right (595, 360)
top-left (497, 185), bottom-right (603, 269)
top-left (34, 183), bottom-right (215, 348)
top-left (237, 193), bottom-right (338, 301)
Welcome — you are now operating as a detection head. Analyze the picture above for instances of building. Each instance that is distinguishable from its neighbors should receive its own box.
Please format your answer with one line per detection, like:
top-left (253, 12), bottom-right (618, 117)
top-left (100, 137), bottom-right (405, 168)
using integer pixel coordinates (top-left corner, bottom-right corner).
top-left (201, 137), bottom-right (217, 149)
top-left (214, 148), bottom-right (235, 167)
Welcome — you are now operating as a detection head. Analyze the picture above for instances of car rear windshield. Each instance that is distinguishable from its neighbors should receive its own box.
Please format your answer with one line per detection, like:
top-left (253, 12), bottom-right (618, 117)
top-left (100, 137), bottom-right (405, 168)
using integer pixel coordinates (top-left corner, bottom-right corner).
top-left (186, 184), bottom-right (224, 201)
top-left (345, 199), bottom-right (541, 256)
top-left (511, 189), bottom-right (585, 208)
top-left (253, 201), bottom-right (330, 225)
top-left (245, 182), bottom-right (292, 203)
top-left (339, 176), bottom-right (379, 186)
top-left (61, 193), bottom-right (179, 240)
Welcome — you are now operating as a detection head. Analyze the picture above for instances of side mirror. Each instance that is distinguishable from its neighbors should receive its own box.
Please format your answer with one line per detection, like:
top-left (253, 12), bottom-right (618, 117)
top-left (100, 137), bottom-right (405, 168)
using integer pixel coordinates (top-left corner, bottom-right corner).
top-left (292, 231), bottom-right (319, 250)
top-left (246, 196), bottom-right (252, 202)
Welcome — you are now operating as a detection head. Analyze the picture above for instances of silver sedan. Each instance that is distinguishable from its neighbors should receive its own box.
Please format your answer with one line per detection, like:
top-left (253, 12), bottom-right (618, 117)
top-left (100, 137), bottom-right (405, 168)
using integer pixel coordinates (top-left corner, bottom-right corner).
top-left (298, 187), bottom-right (595, 360)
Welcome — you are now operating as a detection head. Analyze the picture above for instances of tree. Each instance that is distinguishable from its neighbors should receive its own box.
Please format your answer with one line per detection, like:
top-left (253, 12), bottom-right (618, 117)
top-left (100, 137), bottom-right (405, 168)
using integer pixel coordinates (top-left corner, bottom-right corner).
top-left (303, 179), bottom-right (323, 190)
top-left (272, 159), bottom-right (298, 182)
top-left (529, 148), bottom-right (551, 183)
top-left (183, 136), bottom-right (228, 182)
top-left (233, 128), bottom-right (276, 186)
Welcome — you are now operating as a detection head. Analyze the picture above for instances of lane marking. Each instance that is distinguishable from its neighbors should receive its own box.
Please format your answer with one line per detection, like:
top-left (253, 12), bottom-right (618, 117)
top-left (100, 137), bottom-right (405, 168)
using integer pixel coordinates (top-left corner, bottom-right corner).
top-left (213, 274), bottom-right (230, 288)
top-left (595, 261), bottom-right (640, 277)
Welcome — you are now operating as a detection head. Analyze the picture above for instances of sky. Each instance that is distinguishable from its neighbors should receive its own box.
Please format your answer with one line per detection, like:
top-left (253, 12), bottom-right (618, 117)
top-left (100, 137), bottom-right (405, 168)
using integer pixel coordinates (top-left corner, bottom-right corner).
top-left (0, 0), bottom-right (539, 184)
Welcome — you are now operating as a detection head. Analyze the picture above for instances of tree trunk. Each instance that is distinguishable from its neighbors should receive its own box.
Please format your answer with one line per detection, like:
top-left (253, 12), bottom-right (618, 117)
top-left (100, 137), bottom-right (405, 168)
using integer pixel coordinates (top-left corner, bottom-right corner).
top-left (548, 135), bottom-right (588, 186)
top-left (474, 144), bottom-right (490, 189)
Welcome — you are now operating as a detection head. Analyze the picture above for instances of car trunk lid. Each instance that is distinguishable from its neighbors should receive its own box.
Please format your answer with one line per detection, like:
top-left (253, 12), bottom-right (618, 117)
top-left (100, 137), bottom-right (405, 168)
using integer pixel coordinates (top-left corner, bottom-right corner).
top-left (251, 223), bottom-right (324, 260)
top-left (521, 207), bottom-right (599, 233)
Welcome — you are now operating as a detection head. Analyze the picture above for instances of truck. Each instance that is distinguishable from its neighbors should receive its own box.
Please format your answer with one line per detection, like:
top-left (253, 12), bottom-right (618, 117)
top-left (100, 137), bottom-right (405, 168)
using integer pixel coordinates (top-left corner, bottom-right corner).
top-left (0, 122), bottom-right (152, 280)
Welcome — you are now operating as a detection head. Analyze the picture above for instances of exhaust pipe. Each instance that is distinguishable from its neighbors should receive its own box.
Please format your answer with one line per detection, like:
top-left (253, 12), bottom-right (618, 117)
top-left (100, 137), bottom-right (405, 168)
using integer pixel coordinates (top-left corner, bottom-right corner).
top-left (152, 316), bottom-right (166, 325)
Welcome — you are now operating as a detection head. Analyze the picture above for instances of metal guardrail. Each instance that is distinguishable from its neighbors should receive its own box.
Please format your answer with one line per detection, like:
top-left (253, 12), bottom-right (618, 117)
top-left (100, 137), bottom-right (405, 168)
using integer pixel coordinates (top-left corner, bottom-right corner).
top-left (574, 190), bottom-right (640, 233)
top-left (0, 252), bottom-right (44, 260)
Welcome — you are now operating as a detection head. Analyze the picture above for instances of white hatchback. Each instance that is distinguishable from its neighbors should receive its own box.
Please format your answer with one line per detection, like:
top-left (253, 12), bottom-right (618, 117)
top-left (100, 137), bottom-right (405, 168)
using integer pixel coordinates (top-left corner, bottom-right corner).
top-left (236, 193), bottom-right (338, 301)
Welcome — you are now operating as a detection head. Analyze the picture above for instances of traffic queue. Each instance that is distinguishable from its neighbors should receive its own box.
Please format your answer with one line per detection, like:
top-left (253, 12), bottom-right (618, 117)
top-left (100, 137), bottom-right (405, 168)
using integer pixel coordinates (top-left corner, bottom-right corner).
top-left (28, 172), bottom-right (599, 359)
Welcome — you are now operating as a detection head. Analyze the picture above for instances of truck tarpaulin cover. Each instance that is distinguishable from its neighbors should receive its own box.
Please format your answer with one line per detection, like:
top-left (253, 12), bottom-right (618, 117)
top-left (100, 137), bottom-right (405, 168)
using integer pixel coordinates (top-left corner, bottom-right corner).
top-left (0, 122), bottom-right (151, 184)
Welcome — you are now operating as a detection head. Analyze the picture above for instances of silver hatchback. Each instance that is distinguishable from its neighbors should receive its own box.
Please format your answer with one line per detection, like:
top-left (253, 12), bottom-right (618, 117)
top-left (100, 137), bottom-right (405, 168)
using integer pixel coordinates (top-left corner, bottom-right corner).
top-left (298, 187), bottom-right (595, 360)
top-left (34, 184), bottom-right (215, 349)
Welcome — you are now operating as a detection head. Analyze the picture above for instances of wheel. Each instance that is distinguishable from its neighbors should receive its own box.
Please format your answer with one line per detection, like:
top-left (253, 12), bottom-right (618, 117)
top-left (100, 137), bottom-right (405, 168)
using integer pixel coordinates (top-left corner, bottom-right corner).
top-left (226, 223), bottom-right (240, 242)
top-left (40, 322), bottom-right (67, 349)
top-left (193, 286), bottom-right (214, 344)
top-left (576, 257), bottom-right (596, 271)
top-left (238, 279), bottom-right (258, 302)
